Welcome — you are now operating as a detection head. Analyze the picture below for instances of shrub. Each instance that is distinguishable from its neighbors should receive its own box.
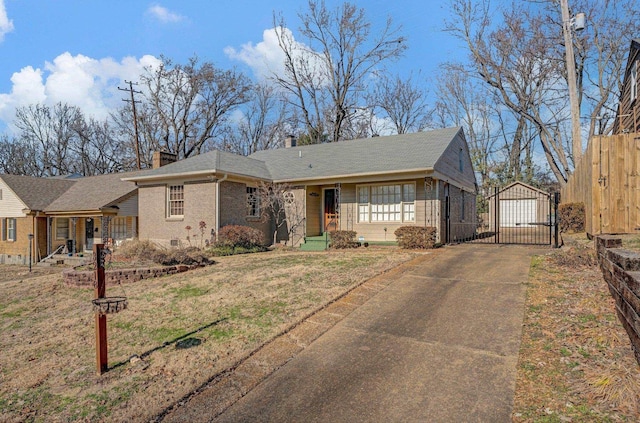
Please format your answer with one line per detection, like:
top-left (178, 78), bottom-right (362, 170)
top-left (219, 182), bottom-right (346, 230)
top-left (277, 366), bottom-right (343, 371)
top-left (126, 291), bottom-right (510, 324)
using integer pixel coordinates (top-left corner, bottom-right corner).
top-left (216, 225), bottom-right (266, 249)
top-left (394, 226), bottom-right (437, 249)
top-left (558, 202), bottom-right (585, 233)
top-left (151, 249), bottom-right (212, 266)
top-left (115, 239), bottom-right (158, 261)
top-left (329, 230), bottom-right (358, 249)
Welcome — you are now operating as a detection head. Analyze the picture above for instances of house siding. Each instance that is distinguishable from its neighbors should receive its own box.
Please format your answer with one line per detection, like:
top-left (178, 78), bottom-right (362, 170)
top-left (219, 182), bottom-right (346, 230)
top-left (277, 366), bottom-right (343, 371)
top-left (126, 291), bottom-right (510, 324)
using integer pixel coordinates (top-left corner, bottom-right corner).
top-left (0, 180), bottom-right (27, 218)
top-left (116, 195), bottom-right (138, 217)
top-left (613, 42), bottom-right (640, 135)
top-left (433, 131), bottom-right (477, 192)
top-left (0, 216), bottom-right (33, 264)
top-left (219, 181), bottom-right (272, 245)
top-left (138, 182), bottom-right (216, 247)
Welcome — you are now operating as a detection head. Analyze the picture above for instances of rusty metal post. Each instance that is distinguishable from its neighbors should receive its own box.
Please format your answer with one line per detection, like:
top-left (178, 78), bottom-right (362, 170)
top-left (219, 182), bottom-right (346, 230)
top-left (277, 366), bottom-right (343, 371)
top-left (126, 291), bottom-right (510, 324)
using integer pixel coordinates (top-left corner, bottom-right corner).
top-left (94, 243), bottom-right (108, 375)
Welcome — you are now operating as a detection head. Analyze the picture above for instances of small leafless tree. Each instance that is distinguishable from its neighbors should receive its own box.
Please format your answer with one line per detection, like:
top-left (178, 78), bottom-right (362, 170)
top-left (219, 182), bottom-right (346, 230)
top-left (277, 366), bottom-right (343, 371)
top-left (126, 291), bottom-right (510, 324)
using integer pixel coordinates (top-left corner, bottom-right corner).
top-left (257, 182), bottom-right (305, 246)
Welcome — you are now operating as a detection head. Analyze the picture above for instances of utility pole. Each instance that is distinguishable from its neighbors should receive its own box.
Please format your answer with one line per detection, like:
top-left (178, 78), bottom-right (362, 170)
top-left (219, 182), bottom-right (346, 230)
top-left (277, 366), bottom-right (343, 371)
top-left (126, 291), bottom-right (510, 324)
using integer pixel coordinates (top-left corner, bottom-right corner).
top-left (118, 81), bottom-right (143, 170)
top-left (560, 0), bottom-right (584, 165)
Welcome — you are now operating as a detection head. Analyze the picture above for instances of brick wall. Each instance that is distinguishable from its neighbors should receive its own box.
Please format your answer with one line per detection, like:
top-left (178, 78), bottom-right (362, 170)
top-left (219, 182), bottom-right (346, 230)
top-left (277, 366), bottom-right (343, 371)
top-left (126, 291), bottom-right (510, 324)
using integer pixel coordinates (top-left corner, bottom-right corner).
top-left (596, 235), bottom-right (640, 365)
top-left (63, 263), bottom-right (203, 286)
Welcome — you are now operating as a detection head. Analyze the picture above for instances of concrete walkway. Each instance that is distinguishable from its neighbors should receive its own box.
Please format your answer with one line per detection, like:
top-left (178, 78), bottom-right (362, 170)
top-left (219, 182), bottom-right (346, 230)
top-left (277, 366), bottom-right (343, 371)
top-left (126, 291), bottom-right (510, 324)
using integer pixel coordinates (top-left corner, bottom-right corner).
top-left (165, 244), bottom-right (546, 422)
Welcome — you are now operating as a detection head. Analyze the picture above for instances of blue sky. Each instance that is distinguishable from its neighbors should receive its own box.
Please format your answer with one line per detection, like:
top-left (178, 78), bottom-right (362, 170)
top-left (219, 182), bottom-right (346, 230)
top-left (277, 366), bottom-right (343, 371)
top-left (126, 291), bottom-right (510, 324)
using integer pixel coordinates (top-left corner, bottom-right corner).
top-left (0, 0), bottom-right (466, 132)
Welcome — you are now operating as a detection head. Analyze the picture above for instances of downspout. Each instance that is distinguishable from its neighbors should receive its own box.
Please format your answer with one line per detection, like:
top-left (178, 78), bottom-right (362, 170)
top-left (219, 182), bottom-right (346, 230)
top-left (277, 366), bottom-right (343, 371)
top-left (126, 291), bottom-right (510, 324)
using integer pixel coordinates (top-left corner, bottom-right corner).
top-left (215, 174), bottom-right (228, 242)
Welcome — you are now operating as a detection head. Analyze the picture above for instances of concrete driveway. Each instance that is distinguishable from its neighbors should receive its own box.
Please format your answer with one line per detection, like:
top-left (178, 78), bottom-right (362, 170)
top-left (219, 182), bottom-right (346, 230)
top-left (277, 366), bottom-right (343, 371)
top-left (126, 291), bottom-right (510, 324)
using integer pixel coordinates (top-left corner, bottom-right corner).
top-left (163, 243), bottom-right (546, 422)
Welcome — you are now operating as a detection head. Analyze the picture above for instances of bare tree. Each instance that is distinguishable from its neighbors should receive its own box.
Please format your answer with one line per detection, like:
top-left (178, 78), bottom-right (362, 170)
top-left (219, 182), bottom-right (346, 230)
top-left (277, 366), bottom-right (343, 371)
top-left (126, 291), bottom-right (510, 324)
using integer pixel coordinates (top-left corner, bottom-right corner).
top-left (140, 56), bottom-right (252, 159)
top-left (273, 0), bottom-right (406, 143)
top-left (369, 73), bottom-right (432, 134)
top-left (446, 0), bottom-right (640, 185)
top-left (221, 84), bottom-right (289, 155)
top-left (13, 102), bottom-right (83, 176)
top-left (0, 135), bottom-right (40, 175)
top-left (434, 68), bottom-right (499, 192)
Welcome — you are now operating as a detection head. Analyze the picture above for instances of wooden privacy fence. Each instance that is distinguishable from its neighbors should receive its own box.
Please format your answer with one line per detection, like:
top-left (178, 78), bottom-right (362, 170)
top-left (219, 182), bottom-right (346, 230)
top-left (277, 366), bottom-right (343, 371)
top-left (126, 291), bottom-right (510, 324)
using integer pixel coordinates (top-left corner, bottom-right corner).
top-left (561, 133), bottom-right (640, 235)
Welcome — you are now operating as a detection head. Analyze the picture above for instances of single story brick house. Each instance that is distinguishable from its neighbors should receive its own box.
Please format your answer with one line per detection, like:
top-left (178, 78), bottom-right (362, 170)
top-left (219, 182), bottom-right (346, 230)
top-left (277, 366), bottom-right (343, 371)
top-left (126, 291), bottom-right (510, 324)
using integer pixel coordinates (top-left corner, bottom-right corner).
top-left (124, 127), bottom-right (477, 248)
top-left (0, 172), bottom-right (140, 264)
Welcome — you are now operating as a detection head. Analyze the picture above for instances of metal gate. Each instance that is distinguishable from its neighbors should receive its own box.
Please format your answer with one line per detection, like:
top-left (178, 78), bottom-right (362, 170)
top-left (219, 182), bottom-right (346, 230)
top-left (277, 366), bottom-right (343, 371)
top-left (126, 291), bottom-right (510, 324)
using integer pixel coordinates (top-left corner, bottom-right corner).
top-left (448, 184), bottom-right (559, 247)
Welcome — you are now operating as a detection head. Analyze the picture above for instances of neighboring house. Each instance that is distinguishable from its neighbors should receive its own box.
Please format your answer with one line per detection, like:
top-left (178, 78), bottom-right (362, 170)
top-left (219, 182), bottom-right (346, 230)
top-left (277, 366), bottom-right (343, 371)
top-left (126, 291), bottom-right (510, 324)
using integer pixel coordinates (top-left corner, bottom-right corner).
top-left (612, 38), bottom-right (640, 135)
top-left (0, 175), bottom-right (75, 264)
top-left (43, 172), bottom-right (141, 254)
top-left (125, 127), bottom-right (477, 247)
top-left (0, 172), bottom-right (140, 264)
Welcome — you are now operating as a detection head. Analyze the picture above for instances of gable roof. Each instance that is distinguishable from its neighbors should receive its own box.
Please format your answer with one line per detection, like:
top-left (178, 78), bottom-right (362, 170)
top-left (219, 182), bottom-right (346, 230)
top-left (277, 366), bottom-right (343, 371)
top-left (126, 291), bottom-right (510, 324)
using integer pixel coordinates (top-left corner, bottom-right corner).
top-left (123, 127), bottom-right (466, 185)
top-left (0, 174), bottom-right (75, 211)
top-left (122, 150), bottom-right (271, 183)
top-left (249, 127), bottom-right (463, 182)
top-left (488, 181), bottom-right (549, 198)
top-left (44, 171), bottom-right (141, 213)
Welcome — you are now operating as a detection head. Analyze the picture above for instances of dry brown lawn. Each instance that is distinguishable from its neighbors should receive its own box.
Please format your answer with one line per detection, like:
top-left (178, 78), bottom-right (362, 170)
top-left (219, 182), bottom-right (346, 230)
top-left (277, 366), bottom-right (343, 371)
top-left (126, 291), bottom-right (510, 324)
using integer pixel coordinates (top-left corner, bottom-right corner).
top-left (513, 235), bottom-right (640, 422)
top-left (0, 248), bottom-right (421, 422)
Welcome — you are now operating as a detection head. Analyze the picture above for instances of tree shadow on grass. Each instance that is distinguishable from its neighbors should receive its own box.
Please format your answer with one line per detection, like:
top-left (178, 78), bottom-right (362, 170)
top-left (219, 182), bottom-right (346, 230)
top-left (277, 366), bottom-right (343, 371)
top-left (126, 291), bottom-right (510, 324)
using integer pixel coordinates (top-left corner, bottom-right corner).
top-left (110, 318), bottom-right (227, 371)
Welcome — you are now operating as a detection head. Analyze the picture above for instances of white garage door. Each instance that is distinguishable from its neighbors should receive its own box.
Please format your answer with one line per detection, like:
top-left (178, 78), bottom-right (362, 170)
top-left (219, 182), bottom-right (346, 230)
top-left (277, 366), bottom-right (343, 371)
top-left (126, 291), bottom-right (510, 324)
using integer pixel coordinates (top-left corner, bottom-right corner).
top-left (500, 199), bottom-right (536, 227)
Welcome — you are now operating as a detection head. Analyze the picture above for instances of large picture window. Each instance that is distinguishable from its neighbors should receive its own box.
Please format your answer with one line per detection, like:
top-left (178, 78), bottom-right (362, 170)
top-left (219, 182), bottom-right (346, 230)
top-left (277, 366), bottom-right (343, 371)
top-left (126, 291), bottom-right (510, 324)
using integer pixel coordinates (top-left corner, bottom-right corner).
top-left (56, 218), bottom-right (69, 239)
top-left (168, 185), bottom-right (184, 218)
top-left (357, 183), bottom-right (416, 223)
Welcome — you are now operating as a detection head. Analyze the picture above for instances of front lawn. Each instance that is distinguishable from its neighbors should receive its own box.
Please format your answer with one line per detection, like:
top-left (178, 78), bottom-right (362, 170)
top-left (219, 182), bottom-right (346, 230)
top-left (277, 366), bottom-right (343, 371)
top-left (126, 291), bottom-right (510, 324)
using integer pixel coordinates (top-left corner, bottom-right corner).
top-left (0, 248), bottom-right (419, 422)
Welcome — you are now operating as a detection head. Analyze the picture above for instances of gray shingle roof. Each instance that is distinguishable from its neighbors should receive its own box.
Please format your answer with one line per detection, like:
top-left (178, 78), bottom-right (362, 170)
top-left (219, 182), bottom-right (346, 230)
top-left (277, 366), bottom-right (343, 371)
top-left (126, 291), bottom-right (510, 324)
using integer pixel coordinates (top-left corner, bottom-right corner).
top-left (249, 127), bottom-right (462, 181)
top-left (123, 150), bottom-right (272, 182)
top-left (0, 174), bottom-right (75, 211)
top-left (44, 171), bottom-right (141, 212)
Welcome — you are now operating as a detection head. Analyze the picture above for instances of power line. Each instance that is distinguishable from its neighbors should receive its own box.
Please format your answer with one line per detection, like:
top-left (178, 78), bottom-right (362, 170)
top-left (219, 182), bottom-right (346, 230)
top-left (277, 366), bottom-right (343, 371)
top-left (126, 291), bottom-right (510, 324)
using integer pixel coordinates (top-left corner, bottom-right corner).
top-left (118, 81), bottom-right (143, 170)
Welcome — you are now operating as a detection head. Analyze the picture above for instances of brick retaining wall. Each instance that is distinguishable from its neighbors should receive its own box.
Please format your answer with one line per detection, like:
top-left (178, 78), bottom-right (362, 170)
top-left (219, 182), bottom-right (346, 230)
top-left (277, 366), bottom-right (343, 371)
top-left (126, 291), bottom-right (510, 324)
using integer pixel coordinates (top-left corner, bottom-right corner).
top-left (596, 235), bottom-right (640, 365)
top-left (63, 264), bottom-right (203, 287)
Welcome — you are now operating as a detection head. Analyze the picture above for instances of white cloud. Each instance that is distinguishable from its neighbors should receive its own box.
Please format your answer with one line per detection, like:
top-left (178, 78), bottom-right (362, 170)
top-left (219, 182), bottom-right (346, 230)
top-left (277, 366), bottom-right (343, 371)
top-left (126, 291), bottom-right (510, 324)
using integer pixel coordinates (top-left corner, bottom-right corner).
top-left (146, 4), bottom-right (184, 23)
top-left (0, 52), bottom-right (161, 130)
top-left (224, 27), bottom-right (288, 81)
top-left (0, 0), bottom-right (15, 42)
top-left (225, 26), bottom-right (328, 86)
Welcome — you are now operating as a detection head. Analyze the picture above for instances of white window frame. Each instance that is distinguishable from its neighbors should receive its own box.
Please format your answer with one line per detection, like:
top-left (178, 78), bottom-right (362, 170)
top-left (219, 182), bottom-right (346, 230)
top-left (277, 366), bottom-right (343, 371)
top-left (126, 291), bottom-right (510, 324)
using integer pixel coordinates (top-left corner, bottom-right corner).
top-left (167, 185), bottom-right (184, 218)
top-left (2, 218), bottom-right (16, 241)
top-left (55, 218), bottom-right (69, 240)
top-left (247, 186), bottom-right (260, 218)
top-left (632, 60), bottom-right (638, 103)
top-left (357, 182), bottom-right (416, 223)
top-left (7, 218), bottom-right (16, 241)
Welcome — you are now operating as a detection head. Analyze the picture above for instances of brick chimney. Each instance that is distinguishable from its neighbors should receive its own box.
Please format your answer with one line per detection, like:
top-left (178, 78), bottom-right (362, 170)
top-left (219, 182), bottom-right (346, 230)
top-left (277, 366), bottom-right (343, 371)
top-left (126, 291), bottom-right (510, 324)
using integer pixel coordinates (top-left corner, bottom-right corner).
top-left (152, 151), bottom-right (178, 169)
top-left (285, 135), bottom-right (297, 148)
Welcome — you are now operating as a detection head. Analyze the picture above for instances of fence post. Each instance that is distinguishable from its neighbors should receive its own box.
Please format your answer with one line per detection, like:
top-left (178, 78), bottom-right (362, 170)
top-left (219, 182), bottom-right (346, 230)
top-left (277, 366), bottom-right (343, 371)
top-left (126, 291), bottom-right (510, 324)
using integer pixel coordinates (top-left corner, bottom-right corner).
top-left (94, 244), bottom-right (108, 375)
top-left (554, 192), bottom-right (560, 248)
top-left (494, 186), bottom-right (499, 244)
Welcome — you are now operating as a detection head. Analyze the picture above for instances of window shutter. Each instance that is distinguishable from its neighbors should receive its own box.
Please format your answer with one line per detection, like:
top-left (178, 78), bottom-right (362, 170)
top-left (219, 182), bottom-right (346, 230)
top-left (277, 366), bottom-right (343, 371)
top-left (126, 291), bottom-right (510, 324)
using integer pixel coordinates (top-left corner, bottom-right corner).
top-left (1, 218), bottom-right (5, 241)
